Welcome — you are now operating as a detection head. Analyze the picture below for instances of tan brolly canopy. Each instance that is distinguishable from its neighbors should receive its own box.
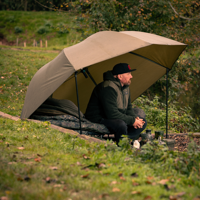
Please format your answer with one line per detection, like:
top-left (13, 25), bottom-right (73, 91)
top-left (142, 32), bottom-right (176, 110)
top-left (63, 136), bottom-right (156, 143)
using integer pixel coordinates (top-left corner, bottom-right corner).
top-left (21, 31), bottom-right (186, 119)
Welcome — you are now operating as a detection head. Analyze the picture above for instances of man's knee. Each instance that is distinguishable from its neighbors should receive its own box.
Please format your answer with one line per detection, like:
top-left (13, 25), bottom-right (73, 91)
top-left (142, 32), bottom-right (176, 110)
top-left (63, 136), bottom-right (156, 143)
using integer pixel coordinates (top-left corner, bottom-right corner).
top-left (114, 119), bottom-right (127, 132)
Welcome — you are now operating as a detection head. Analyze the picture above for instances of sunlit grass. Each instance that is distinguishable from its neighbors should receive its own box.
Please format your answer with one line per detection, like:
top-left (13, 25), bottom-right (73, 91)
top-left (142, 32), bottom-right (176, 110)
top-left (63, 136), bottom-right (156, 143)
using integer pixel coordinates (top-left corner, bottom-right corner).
top-left (0, 10), bottom-right (94, 48)
top-left (0, 48), bottom-right (58, 116)
top-left (0, 118), bottom-right (200, 200)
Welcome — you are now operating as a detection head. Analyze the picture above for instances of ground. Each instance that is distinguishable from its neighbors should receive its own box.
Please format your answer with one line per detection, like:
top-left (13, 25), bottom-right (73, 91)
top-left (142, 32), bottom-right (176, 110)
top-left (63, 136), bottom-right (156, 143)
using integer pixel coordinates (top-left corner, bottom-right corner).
top-left (168, 134), bottom-right (200, 152)
top-left (103, 133), bottom-right (200, 152)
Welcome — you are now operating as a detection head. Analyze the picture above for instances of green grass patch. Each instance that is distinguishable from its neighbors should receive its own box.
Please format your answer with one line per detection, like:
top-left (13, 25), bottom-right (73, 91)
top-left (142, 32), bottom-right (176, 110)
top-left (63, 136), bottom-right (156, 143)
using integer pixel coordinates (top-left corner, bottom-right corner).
top-left (0, 118), bottom-right (200, 200)
top-left (0, 11), bottom-right (94, 48)
top-left (0, 48), bottom-right (58, 116)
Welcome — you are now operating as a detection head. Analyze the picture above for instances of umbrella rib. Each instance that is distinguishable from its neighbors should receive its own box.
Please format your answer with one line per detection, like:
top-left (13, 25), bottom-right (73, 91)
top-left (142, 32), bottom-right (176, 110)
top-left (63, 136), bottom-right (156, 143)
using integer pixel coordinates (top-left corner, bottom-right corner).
top-left (129, 52), bottom-right (169, 69)
top-left (85, 68), bottom-right (97, 86)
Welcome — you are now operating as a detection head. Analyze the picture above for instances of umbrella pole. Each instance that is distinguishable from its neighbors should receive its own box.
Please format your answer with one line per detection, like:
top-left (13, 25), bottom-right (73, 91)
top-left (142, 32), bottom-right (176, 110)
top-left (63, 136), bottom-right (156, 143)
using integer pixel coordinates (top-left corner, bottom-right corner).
top-left (75, 71), bottom-right (82, 134)
top-left (166, 68), bottom-right (169, 139)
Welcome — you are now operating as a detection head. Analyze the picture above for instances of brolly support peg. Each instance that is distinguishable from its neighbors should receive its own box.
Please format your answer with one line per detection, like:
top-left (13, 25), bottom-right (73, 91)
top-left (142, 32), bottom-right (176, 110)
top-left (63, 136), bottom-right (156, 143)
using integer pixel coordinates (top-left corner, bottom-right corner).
top-left (166, 68), bottom-right (169, 139)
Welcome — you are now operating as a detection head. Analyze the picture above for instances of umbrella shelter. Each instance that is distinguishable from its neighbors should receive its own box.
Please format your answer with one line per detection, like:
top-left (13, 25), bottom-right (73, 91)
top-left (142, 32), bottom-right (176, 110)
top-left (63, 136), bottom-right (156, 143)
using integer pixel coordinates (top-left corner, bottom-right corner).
top-left (20, 31), bottom-right (187, 137)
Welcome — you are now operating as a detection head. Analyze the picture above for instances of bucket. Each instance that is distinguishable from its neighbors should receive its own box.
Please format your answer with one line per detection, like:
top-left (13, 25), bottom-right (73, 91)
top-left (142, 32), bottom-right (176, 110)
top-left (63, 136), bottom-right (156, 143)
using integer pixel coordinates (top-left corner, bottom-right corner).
top-left (163, 139), bottom-right (175, 150)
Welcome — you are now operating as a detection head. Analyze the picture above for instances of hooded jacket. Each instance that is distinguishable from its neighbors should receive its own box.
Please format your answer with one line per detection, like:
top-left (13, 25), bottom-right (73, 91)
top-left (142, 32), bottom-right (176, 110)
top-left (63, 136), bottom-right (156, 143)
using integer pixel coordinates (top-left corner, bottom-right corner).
top-left (85, 71), bottom-right (136, 126)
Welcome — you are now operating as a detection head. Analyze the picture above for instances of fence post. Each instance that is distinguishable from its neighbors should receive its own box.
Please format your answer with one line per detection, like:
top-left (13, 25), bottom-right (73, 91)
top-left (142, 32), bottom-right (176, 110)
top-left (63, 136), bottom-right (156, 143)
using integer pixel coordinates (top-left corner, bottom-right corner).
top-left (33, 39), bottom-right (35, 47)
top-left (24, 41), bottom-right (26, 47)
top-left (40, 40), bottom-right (42, 48)
top-left (16, 38), bottom-right (19, 46)
top-left (45, 40), bottom-right (48, 48)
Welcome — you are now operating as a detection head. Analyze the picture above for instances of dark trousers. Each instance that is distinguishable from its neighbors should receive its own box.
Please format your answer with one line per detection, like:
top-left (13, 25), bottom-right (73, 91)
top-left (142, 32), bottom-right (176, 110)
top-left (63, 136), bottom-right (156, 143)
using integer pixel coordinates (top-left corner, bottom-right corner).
top-left (101, 118), bottom-right (147, 143)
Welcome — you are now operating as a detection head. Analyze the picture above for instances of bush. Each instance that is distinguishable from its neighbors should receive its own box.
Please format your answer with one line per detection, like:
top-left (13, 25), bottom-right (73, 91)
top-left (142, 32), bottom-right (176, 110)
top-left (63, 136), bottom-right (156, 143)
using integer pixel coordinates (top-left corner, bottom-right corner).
top-left (44, 20), bottom-right (53, 28)
top-left (6, 15), bottom-right (16, 23)
top-left (14, 26), bottom-right (23, 33)
top-left (55, 22), bottom-right (69, 35)
top-left (71, 0), bottom-right (200, 48)
top-left (37, 26), bottom-right (49, 34)
top-left (133, 95), bottom-right (200, 133)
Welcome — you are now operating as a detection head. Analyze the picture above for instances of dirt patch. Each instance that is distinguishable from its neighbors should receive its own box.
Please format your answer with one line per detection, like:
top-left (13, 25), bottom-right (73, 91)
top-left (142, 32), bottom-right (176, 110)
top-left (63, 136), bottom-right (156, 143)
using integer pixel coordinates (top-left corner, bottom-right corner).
top-left (168, 134), bottom-right (200, 152)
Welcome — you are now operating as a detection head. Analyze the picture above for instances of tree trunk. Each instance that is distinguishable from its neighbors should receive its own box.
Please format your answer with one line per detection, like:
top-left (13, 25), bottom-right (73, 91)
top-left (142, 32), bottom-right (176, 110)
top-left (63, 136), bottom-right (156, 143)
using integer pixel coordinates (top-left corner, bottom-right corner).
top-left (24, 0), bottom-right (28, 11)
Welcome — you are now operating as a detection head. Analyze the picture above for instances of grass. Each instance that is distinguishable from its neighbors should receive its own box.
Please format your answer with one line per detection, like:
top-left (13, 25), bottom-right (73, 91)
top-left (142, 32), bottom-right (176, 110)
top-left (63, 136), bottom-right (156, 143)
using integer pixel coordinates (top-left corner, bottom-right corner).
top-left (0, 117), bottom-right (200, 200)
top-left (0, 10), bottom-right (200, 200)
top-left (0, 48), bottom-right (58, 116)
top-left (0, 11), bottom-right (94, 49)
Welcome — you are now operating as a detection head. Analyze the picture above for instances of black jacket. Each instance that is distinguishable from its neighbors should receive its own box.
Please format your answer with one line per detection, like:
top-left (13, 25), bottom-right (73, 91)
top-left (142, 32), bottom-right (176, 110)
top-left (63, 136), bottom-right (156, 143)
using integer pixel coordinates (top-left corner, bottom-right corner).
top-left (85, 71), bottom-right (136, 125)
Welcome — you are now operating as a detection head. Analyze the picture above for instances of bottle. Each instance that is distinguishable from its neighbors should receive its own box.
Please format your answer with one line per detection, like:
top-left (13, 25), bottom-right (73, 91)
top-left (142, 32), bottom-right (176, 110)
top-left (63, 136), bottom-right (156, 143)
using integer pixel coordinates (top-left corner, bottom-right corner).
top-left (146, 129), bottom-right (153, 141)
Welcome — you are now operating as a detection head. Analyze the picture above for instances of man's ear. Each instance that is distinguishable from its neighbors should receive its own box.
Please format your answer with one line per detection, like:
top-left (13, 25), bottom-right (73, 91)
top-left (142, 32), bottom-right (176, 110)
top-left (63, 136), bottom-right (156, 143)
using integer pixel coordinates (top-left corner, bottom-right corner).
top-left (117, 74), bottom-right (122, 80)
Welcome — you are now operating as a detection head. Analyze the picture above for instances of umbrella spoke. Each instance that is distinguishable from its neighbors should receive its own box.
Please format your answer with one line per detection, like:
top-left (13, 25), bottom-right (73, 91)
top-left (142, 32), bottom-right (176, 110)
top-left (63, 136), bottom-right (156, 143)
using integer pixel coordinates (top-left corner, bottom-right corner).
top-left (129, 52), bottom-right (168, 69)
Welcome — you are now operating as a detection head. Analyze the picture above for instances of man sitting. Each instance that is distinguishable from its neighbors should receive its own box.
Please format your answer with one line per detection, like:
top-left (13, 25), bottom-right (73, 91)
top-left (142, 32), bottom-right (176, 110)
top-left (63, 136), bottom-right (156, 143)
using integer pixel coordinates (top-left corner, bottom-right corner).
top-left (85, 63), bottom-right (147, 143)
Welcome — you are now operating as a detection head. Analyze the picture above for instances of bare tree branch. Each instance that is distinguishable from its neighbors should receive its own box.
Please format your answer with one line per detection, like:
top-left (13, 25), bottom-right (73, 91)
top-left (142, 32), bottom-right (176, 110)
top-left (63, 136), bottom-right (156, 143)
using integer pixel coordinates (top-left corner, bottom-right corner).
top-left (168, 1), bottom-right (200, 21)
top-left (34, 0), bottom-right (56, 11)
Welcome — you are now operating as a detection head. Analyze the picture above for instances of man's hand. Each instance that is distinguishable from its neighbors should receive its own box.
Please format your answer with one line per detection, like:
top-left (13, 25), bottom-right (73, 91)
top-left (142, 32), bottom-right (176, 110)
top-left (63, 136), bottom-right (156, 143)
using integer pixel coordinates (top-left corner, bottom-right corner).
top-left (133, 117), bottom-right (145, 129)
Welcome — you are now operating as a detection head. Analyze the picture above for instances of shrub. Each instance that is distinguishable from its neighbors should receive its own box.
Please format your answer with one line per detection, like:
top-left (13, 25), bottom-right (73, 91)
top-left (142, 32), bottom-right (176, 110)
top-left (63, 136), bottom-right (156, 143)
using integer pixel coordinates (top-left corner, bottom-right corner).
top-left (14, 26), bottom-right (23, 33)
top-left (6, 15), bottom-right (16, 23)
top-left (44, 20), bottom-right (53, 28)
top-left (55, 22), bottom-right (69, 35)
top-left (133, 95), bottom-right (200, 133)
top-left (37, 26), bottom-right (49, 34)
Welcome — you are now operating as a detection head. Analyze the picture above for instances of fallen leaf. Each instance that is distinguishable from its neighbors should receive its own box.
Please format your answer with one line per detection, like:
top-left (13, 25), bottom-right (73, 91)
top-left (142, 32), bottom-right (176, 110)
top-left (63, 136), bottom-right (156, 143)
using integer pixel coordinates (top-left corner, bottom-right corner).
top-left (24, 135), bottom-right (28, 139)
top-left (168, 185), bottom-right (176, 190)
top-left (175, 192), bottom-right (186, 197)
top-left (34, 157), bottom-right (41, 162)
top-left (76, 162), bottom-right (82, 166)
top-left (132, 180), bottom-right (139, 186)
top-left (147, 176), bottom-right (154, 180)
top-left (118, 172), bottom-right (123, 177)
top-left (131, 191), bottom-right (141, 195)
top-left (169, 192), bottom-right (186, 200)
top-left (112, 188), bottom-right (120, 192)
top-left (49, 166), bottom-right (58, 170)
top-left (110, 181), bottom-right (117, 185)
top-left (99, 193), bottom-right (109, 199)
top-left (97, 163), bottom-right (106, 168)
top-left (0, 196), bottom-right (9, 200)
top-left (53, 184), bottom-right (62, 188)
top-left (37, 154), bottom-right (42, 157)
top-left (145, 180), bottom-right (152, 185)
top-left (63, 186), bottom-right (67, 191)
top-left (169, 196), bottom-right (178, 200)
top-left (82, 154), bottom-right (90, 159)
top-left (158, 179), bottom-right (169, 185)
top-left (8, 162), bottom-right (16, 165)
top-left (17, 147), bottom-right (24, 150)
top-left (124, 157), bottom-right (131, 161)
top-left (144, 195), bottom-right (152, 200)
top-left (81, 174), bottom-right (89, 178)
top-left (45, 177), bottom-right (56, 183)
top-left (120, 176), bottom-right (126, 181)
top-left (17, 176), bottom-right (23, 181)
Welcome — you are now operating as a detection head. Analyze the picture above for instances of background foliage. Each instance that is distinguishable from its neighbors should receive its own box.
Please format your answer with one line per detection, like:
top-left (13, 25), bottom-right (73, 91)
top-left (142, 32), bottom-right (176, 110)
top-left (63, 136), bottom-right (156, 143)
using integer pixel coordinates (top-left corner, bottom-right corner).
top-left (0, 0), bottom-right (200, 126)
